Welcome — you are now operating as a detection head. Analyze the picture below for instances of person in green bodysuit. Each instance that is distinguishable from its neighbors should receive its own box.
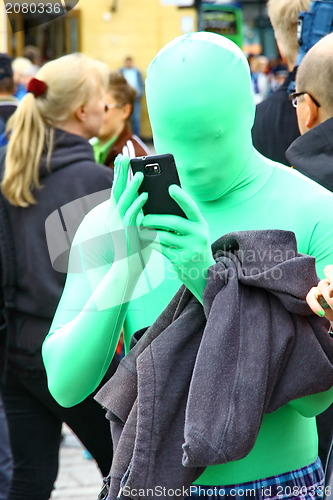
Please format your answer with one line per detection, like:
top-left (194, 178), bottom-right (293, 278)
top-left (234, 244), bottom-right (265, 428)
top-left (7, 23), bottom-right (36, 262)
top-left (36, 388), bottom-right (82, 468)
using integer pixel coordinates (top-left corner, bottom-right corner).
top-left (42, 33), bottom-right (333, 498)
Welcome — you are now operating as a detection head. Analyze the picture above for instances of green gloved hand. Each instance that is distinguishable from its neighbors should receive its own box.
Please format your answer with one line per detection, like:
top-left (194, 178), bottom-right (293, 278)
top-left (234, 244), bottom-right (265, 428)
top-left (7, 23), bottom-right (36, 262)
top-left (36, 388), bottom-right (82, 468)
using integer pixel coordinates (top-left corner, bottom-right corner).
top-left (139, 184), bottom-right (215, 304)
top-left (111, 155), bottom-right (148, 256)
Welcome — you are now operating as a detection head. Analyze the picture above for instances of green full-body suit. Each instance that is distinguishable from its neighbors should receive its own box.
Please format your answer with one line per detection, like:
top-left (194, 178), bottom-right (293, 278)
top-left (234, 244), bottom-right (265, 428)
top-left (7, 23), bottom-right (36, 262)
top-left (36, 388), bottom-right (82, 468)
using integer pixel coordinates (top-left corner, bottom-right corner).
top-left (43, 33), bottom-right (333, 486)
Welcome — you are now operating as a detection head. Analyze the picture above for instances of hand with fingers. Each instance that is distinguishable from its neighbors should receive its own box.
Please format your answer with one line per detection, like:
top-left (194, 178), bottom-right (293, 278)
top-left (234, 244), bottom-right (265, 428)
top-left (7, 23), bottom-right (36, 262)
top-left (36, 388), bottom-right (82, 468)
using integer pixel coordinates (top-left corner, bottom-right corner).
top-left (109, 155), bottom-right (151, 284)
top-left (139, 184), bottom-right (215, 304)
top-left (306, 264), bottom-right (333, 321)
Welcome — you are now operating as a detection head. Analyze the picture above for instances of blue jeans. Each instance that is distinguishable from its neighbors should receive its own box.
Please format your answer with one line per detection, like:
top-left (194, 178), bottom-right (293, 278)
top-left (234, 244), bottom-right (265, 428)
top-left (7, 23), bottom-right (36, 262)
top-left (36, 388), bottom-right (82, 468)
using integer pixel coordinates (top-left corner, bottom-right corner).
top-left (131, 98), bottom-right (141, 137)
top-left (0, 391), bottom-right (12, 500)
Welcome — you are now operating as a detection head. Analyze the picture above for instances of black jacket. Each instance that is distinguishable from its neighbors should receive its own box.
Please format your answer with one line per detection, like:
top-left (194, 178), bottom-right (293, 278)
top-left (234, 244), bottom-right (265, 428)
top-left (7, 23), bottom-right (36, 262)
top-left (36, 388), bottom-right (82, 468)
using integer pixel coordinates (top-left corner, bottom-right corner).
top-left (0, 128), bottom-right (113, 369)
top-left (286, 116), bottom-right (333, 192)
top-left (252, 68), bottom-right (300, 166)
top-left (95, 230), bottom-right (333, 500)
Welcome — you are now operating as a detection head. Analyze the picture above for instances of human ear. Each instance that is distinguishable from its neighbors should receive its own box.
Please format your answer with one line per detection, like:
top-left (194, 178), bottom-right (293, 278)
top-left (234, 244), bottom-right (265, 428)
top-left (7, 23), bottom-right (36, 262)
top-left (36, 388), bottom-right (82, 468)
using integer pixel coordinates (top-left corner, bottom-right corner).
top-left (304, 93), bottom-right (319, 129)
top-left (122, 103), bottom-right (132, 121)
top-left (74, 104), bottom-right (86, 123)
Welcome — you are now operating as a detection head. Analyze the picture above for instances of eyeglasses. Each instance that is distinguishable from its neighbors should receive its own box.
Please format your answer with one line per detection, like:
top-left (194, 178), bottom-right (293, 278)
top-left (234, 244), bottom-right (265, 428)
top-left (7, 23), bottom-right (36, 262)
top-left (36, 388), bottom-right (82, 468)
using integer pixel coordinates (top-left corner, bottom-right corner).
top-left (288, 91), bottom-right (321, 108)
top-left (104, 103), bottom-right (124, 112)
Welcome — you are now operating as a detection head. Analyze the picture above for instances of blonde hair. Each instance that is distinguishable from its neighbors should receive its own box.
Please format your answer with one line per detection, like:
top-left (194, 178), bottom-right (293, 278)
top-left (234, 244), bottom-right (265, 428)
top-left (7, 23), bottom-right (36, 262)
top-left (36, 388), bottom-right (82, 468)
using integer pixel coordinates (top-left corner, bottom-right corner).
top-left (12, 56), bottom-right (36, 79)
top-left (2, 53), bottom-right (108, 207)
top-left (268, 0), bottom-right (310, 65)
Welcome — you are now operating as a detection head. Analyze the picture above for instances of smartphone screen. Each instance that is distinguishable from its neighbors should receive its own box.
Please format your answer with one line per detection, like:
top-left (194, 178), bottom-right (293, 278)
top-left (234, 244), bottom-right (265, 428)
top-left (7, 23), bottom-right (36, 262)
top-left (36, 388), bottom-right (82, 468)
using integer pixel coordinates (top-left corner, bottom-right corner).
top-left (130, 154), bottom-right (186, 218)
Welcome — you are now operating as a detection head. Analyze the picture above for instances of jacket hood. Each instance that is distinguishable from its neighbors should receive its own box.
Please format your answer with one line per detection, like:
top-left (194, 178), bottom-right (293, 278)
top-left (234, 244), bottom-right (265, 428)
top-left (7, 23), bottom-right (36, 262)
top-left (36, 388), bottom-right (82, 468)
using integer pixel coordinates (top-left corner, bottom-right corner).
top-left (286, 116), bottom-right (333, 192)
top-left (39, 128), bottom-right (95, 177)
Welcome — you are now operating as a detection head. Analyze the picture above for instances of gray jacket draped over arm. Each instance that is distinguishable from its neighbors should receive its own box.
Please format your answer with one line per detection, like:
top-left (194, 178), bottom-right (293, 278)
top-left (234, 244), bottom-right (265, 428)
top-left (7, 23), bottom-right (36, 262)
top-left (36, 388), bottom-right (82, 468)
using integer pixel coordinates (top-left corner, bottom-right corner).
top-left (95, 230), bottom-right (333, 499)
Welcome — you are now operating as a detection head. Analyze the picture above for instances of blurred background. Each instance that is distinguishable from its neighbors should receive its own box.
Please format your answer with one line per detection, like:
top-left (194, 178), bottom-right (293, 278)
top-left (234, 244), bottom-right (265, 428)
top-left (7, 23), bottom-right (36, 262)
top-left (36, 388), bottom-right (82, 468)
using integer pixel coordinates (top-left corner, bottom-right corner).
top-left (0, 0), bottom-right (278, 140)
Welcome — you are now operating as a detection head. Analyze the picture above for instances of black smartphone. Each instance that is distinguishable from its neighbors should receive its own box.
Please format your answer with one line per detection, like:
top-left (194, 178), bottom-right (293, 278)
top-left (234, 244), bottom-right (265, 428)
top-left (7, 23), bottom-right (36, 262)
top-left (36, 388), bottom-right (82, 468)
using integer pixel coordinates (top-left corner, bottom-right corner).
top-left (130, 153), bottom-right (186, 218)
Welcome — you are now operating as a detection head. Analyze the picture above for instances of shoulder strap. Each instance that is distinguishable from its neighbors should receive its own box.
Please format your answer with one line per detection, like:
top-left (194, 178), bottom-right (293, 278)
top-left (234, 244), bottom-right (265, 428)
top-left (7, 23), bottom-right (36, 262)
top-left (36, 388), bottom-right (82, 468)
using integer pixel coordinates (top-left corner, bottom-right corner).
top-left (0, 150), bottom-right (17, 382)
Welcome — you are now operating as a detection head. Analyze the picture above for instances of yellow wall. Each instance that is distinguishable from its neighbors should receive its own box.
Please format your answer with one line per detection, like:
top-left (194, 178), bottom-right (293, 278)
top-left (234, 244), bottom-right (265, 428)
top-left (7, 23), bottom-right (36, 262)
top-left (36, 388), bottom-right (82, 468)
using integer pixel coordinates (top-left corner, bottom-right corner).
top-left (0, 0), bottom-right (196, 137)
top-left (77, 0), bottom-right (197, 138)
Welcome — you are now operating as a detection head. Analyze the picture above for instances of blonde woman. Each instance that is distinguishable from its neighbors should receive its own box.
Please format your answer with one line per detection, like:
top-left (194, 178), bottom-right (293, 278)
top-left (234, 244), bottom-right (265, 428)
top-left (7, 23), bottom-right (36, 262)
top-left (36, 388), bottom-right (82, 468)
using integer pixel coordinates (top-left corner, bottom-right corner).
top-left (0, 53), bottom-right (116, 500)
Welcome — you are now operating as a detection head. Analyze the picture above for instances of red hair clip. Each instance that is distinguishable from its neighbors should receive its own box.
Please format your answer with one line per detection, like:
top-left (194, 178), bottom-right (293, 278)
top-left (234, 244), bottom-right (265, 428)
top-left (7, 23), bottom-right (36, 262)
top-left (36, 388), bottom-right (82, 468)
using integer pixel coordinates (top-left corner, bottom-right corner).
top-left (27, 78), bottom-right (47, 97)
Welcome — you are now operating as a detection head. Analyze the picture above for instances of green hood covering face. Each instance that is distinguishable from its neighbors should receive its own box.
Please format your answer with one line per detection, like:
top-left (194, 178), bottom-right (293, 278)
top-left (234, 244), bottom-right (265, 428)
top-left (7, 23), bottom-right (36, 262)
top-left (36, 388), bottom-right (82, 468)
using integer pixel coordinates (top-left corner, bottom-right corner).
top-left (146, 32), bottom-right (256, 202)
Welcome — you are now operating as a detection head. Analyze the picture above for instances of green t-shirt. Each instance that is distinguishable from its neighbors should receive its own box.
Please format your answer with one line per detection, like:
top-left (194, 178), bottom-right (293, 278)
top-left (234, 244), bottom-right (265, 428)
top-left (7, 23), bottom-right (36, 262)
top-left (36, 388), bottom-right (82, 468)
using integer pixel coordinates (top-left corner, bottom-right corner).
top-left (91, 136), bottom-right (116, 165)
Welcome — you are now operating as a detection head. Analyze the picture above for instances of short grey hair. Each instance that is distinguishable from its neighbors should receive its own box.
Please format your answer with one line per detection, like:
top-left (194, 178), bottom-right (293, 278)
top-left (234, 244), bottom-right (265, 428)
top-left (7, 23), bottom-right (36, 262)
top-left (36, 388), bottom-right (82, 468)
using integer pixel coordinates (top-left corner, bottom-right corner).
top-left (296, 34), bottom-right (333, 116)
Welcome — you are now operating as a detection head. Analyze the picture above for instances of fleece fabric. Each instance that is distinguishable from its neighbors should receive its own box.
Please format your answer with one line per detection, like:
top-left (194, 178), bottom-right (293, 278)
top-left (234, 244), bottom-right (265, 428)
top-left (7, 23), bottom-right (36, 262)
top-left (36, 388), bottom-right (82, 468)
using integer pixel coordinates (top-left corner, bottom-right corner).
top-left (286, 115), bottom-right (333, 192)
top-left (0, 128), bottom-right (113, 369)
top-left (95, 229), bottom-right (333, 500)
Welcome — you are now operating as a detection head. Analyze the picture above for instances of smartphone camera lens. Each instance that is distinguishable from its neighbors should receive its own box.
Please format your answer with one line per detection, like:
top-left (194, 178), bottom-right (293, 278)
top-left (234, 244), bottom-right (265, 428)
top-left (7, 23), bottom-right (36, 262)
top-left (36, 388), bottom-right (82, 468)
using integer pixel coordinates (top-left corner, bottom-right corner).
top-left (145, 163), bottom-right (161, 176)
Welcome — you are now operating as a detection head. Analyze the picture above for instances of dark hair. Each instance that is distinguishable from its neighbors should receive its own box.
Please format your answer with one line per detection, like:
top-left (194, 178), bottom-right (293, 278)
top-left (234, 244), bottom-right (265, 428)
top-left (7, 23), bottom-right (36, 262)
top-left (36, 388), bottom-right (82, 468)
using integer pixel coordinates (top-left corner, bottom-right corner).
top-left (23, 45), bottom-right (41, 65)
top-left (108, 72), bottom-right (136, 114)
top-left (0, 53), bottom-right (13, 80)
top-left (0, 76), bottom-right (14, 94)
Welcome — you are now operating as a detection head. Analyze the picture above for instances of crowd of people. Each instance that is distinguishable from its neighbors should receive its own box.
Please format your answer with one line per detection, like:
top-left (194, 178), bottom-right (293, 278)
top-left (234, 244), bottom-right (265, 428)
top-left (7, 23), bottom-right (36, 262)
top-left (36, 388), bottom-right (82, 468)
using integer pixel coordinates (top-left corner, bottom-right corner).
top-left (1, 0), bottom-right (333, 499)
top-left (0, 50), bottom-right (147, 500)
top-left (249, 54), bottom-right (288, 105)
